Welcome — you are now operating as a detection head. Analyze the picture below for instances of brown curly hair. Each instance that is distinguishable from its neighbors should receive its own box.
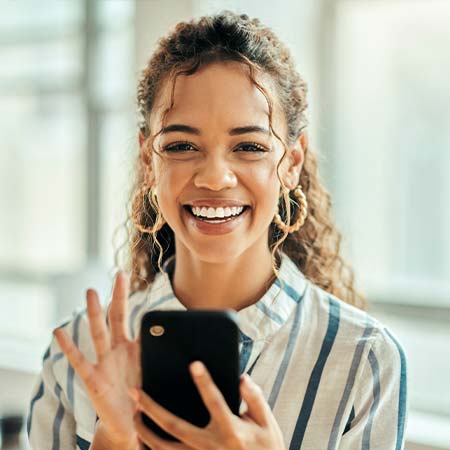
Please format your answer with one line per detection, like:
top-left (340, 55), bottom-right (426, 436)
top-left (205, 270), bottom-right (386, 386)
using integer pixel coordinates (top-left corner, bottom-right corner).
top-left (114, 10), bottom-right (367, 311)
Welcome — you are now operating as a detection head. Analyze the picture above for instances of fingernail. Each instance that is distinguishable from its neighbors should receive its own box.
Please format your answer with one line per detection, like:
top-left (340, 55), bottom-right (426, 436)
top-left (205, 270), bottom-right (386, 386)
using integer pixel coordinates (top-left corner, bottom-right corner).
top-left (128, 388), bottom-right (139, 402)
top-left (191, 361), bottom-right (204, 376)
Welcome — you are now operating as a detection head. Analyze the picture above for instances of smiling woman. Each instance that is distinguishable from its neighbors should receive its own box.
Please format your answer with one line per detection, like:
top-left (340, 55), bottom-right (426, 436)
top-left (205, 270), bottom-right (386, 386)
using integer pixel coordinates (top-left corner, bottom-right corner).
top-left (135, 59), bottom-right (299, 302)
top-left (27, 10), bottom-right (408, 450)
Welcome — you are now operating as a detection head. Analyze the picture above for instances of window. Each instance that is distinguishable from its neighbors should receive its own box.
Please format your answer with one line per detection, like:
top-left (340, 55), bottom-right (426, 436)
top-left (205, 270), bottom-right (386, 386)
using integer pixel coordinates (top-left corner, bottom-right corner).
top-left (0, 1), bottom-right (135, 372)
top-left (330, 0), bottom-right (450, 305)
top-left (327, 0), bottom-right (450, 424)
top-left (0, 3), bottom-right (85, 273)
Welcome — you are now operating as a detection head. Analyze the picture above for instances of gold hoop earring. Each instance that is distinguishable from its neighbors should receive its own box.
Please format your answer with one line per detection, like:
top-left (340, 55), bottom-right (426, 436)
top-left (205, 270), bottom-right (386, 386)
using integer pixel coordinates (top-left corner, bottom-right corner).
top-left (273, 185), bottom-right (308, 233)
top-left (147, 186), bottom-right (166, 232)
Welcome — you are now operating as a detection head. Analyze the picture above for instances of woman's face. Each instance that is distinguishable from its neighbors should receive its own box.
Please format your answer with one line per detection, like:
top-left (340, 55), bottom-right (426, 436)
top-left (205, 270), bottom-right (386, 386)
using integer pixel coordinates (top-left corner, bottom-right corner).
top-left (141, 61), bottom-right (303, 263)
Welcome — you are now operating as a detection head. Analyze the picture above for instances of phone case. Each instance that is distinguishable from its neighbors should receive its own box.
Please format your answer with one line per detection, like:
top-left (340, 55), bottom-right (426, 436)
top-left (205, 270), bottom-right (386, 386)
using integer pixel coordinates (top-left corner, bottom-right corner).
top-left (139, 309), bottom-right (241, 443)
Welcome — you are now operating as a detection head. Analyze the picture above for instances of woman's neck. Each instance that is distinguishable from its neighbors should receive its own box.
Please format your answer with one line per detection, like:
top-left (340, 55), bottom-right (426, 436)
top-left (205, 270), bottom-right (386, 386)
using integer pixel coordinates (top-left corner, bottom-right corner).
top-left (170, 244), bottom-right (278, 311)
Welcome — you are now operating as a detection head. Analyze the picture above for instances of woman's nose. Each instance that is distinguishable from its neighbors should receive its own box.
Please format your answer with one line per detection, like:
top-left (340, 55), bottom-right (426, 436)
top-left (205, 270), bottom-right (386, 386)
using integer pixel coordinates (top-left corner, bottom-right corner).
top-left (193, 158), bottom-right (238, 191)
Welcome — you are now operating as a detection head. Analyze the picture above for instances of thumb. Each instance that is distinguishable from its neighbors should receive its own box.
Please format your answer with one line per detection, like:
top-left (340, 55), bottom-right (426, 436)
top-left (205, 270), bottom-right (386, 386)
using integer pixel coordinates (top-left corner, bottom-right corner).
top-left (240, 374), bottom-right (270, 427)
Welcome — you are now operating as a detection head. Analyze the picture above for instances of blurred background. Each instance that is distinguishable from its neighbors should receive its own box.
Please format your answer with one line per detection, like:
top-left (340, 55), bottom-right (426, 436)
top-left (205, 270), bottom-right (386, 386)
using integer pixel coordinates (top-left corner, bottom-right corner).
top-left (0, 0), bottom-right (449, 449)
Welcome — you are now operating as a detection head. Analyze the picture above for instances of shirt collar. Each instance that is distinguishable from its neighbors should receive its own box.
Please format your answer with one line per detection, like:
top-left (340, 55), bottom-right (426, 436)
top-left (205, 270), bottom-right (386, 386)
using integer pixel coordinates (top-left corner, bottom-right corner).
top-left (144, 251), bottom-right (309, 343)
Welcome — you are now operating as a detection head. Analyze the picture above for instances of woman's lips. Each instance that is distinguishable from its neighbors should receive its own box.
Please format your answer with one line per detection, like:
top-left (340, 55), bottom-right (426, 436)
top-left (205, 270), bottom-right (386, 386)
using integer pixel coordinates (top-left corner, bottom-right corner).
top-left (182, 205), bottom-right (250, 235)
top-left (183, 205), bottom-right (248, 220)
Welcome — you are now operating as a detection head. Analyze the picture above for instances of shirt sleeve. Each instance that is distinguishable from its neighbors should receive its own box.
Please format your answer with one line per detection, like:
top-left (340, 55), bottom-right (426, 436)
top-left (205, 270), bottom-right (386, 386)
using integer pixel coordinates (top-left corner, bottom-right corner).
top-left (338, 325), bottom-right (408, 450)
top-left (27, 330), bottom-right (77, 450)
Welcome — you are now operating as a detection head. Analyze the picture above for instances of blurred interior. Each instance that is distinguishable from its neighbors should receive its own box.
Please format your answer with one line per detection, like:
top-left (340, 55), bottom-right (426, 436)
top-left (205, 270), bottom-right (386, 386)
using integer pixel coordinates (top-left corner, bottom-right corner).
top-left (0, 1), bottom-right (449, 448)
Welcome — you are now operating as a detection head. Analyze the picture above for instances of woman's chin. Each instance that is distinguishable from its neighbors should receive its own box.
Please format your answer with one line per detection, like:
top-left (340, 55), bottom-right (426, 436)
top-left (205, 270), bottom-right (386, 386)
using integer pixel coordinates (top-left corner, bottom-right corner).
top-left (186, 245), bottom-right (243, 264)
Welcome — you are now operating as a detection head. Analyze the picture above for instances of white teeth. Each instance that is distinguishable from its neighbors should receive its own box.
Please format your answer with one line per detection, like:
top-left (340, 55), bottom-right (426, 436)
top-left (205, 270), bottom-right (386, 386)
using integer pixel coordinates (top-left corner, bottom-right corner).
top-left (190, 205), bottom-right (245, 218)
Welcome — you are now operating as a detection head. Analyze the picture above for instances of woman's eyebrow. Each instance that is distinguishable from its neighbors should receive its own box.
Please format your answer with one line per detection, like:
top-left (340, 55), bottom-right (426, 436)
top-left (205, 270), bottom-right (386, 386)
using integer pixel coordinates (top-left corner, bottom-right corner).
top-left (160, 123), bottom-right (270, 136)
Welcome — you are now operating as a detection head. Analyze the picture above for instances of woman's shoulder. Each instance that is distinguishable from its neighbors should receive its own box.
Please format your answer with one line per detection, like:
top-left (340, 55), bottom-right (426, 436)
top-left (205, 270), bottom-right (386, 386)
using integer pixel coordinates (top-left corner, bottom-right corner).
top-left (303, 282), bottom-right (407, 361)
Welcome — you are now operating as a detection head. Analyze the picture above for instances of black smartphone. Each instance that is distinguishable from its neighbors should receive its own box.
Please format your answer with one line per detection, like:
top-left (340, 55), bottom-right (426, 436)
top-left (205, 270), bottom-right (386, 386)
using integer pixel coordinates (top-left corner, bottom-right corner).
top-left (139, 309), bottom-right (241, 443)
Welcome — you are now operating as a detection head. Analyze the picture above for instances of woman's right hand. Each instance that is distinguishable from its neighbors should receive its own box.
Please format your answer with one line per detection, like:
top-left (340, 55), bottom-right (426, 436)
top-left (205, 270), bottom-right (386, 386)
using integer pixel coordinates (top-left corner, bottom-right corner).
top-left (53, 271), bottom-right (142, 449)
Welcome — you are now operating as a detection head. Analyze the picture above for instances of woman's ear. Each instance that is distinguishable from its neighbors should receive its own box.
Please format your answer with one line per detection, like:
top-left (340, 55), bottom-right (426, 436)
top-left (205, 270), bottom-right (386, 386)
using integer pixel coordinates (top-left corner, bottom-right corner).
top-left (300, 131), bottom-right (308, 151)
top-left (283, 132), bottom-right (306, 190)
top-left (139, 129), bottom-right (151, 166)
top-left (139, 129), bottom-right (156, 186)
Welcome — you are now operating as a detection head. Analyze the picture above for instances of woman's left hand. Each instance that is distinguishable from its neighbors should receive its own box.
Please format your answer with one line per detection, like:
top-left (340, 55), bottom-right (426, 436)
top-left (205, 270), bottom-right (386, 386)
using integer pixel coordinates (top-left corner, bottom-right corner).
top-left (128, 360), bottom-right (285, 450)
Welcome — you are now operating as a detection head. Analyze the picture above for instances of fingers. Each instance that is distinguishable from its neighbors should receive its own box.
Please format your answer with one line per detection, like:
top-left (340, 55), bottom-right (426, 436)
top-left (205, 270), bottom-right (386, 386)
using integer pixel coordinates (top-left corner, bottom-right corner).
top-left (134, 330), bottom-right (142, 346)
top-left (129, 388), bottom-right (210, 449)
top-left (239, 374), bottom-right (270, 427)
top-left (133, 411), bottom-right (192, 450)
top-left (134, 331), bottom-right (142, 386)
top-left (86, 288), bottom-right (111, 360)
top-left (53, 328), bottom-right (95, 388)
top-left (108, 271), bottom-right (130, 346)
top-left (188, 361), bottom-right (235, 433)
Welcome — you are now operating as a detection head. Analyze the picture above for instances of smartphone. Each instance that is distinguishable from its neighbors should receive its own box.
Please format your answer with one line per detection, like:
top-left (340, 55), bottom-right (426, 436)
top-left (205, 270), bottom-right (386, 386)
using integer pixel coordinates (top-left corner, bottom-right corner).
top-left (139, 309), bottom-right (241, 443)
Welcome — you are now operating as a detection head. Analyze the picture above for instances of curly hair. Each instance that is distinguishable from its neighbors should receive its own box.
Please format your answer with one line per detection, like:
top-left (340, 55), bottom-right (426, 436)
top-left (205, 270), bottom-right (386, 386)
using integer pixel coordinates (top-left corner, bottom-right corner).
top-left (114, 10), bottom-right (367, 311)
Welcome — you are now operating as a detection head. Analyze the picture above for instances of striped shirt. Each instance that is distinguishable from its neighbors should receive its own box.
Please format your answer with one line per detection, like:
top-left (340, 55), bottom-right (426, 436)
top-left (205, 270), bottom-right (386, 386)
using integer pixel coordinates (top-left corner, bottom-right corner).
top-left (27, 250), bottom-right (408, 449)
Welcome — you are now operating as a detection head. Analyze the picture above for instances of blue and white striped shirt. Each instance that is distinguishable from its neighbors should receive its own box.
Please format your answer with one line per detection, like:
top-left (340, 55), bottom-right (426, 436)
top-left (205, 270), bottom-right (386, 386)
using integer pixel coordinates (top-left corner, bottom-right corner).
top-left (27, 251), bottom-right (408, 449)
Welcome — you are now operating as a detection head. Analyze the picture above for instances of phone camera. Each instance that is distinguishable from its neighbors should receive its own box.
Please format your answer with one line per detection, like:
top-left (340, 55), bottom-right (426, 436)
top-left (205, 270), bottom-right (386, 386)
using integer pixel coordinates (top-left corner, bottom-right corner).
top-left (149, 325), bottom-right (165, 336)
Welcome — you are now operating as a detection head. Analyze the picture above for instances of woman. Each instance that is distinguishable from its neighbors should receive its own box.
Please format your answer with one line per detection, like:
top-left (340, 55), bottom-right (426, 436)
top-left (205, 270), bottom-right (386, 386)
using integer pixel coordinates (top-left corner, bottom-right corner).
top-left (27, 11), bottom-right (408, 450)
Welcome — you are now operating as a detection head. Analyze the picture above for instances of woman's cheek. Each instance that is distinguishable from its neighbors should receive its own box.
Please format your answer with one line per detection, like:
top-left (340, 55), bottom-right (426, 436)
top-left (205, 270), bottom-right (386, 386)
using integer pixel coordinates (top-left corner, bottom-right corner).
top-left (250, 165), bottom-right (280, 197)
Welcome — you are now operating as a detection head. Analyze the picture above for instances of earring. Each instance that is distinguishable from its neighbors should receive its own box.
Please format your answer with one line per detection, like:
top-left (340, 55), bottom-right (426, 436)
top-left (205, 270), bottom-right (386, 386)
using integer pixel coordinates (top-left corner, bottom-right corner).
top-left (273, 185), bottom-right (308, 233)
top-left (147, 186), bottom-right (166, 232)
top-left (149, 186), bottom-right (158, 207)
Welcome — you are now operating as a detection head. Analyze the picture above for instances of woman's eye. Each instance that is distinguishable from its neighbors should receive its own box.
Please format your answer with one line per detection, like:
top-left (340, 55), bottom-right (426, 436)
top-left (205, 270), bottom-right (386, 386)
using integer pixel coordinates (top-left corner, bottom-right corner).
top-left (237, 142), bottom-right (268, 153)
top-left (162, 141), bottom-right (268, 153)
top-left (163, 142), bottom-right (196, 152)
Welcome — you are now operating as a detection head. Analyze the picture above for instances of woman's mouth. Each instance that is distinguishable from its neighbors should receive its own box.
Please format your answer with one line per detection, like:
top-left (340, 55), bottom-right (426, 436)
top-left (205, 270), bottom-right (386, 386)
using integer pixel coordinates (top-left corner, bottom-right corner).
top-left (181, 205), bottom-right (251, 235)
top-left (182, 205), bottom-right (250, 223)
